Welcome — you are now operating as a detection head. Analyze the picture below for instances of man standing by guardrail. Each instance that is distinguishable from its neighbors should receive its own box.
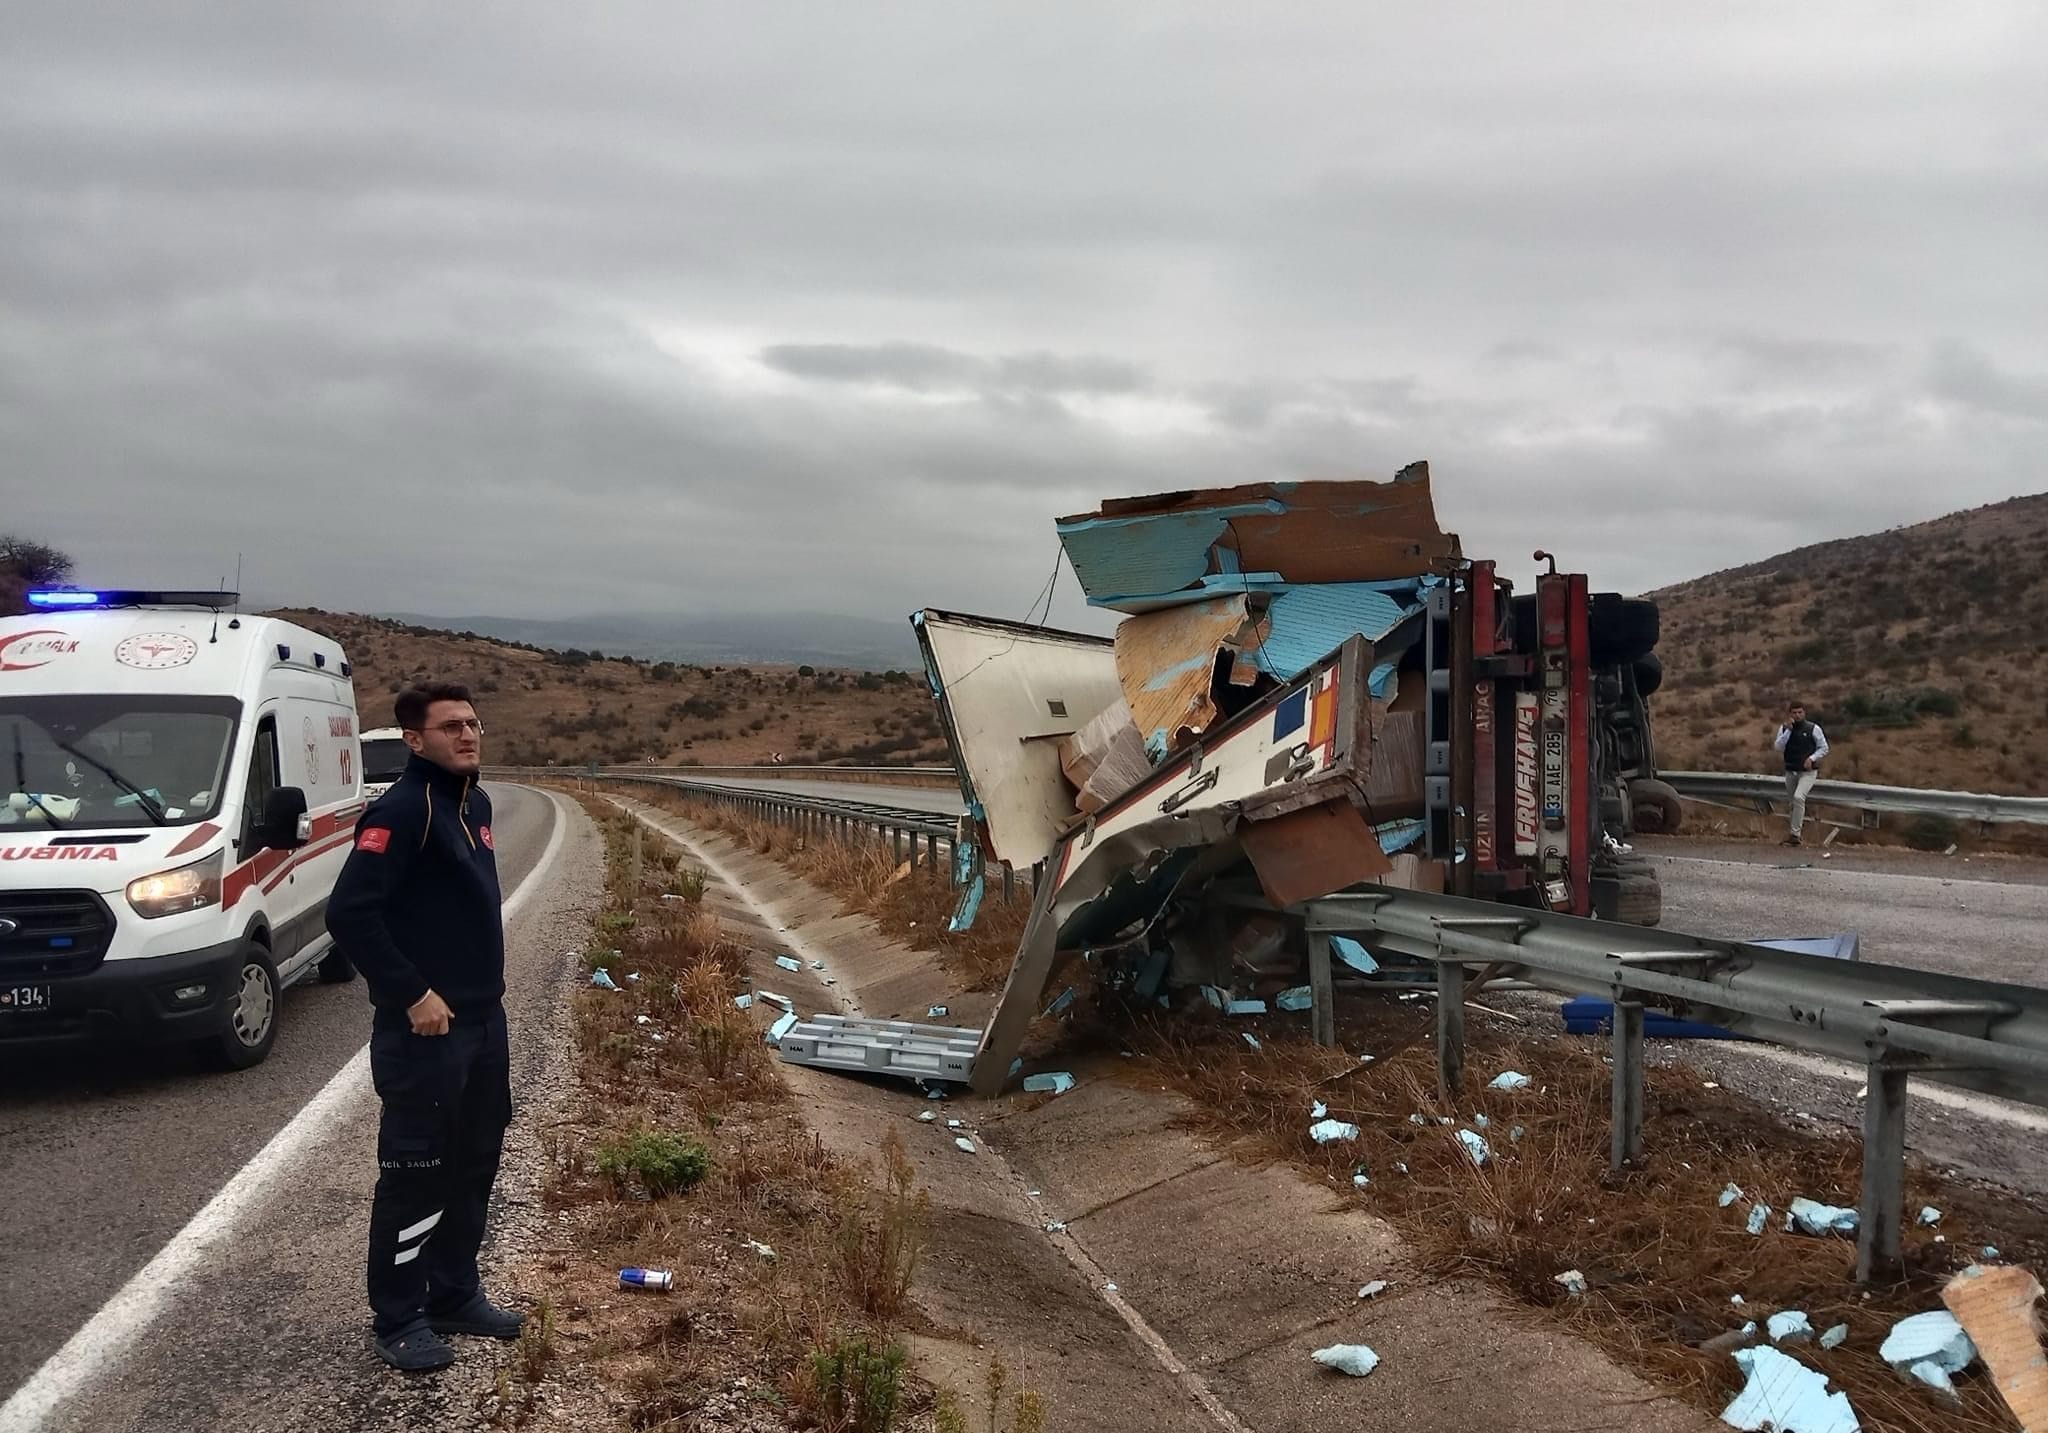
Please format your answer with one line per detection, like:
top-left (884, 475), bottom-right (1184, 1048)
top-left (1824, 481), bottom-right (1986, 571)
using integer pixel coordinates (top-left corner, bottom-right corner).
top-left (1773, 700), bottom-right (1829, 847)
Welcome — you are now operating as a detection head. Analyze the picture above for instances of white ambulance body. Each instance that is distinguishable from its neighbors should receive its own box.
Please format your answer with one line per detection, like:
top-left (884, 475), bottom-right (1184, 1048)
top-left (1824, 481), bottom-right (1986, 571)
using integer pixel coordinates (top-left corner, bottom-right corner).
top-left (360, 726), bottom-right (409, 801)
top-left (0, 591), bottom-right (364, 1068)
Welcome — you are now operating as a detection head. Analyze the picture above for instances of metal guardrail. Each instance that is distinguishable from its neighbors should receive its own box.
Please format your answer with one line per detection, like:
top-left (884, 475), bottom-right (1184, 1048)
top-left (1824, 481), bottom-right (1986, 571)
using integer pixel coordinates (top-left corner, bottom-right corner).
top-left (1260, 882), bottom-right (2048, 1281)
top-left (1662, 771), bottom-right (2048, 828)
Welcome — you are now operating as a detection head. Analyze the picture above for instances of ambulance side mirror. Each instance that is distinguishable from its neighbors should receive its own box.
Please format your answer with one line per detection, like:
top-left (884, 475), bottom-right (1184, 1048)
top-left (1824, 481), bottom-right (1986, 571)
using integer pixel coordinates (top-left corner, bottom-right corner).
top-left (258, 787), bottom-right (310, 851)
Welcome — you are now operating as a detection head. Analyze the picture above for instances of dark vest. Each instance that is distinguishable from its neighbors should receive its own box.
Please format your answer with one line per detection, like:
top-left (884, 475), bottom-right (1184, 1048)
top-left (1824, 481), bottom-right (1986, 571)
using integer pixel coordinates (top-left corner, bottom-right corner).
top-left (1783, 721), bottom-right (1818, 771)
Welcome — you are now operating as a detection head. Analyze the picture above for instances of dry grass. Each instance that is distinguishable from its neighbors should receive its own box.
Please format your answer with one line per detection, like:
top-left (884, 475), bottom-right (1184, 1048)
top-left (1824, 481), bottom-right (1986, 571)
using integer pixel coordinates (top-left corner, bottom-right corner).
top-left (638, 786), bottom-right (1031, 991)
top-left (1099, 994), bottom-right (2042, 1433)
top-left (490, 797), bottom-right (941, 1431)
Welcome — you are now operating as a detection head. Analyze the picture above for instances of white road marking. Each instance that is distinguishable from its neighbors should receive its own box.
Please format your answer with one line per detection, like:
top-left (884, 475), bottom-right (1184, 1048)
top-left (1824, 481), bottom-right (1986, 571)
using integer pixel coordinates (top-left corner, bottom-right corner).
top-left (0, 787), bottom-right (572, 1433)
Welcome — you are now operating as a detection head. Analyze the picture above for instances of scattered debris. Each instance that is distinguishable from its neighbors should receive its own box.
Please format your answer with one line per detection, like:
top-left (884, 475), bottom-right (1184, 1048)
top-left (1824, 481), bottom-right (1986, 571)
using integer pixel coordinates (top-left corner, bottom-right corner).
top-left (946, 1119), bottom-right (963, 1129)
top-left (1044, 987), bottom-right (1078, 1018)
top-left (634, 1014), bottom-right (652, 1026)
top-left (1408, 1113), bottom-right (1427, 1126)
top-left (1023, 1072), bottom-right (1076, 1095)
top-left (1555, 1270), bottom-right (1588, 1296)
top-left (953, 1137), bottom-right (977, 1154)
top-left (1747, 1205), bottom-right (1772, 1237)
top-left (927, 1004), bottom-right (949, 1018)
top-left (1310, 1119), bottom-right (1362, 1145)
top-left (1487, 1071), bottom-right (1532, 1091)
top-left (1769, 1312), bottom-right (1815, 1345)
top-left (1880, 1309), bottom-right (1977, 1400)
top-left (1358, 1280), bottom-right (1390, 1300)
top-left (1456, 1129), bottom-right (1491, 1166)
top-left (1733, 1295), bottom-right (1747, 1307)
top-left (743, 1239), bottom-right (776, 1262)
top-left (732, 993), bottom-right (753, 1010)
top-left (1472, 1114), bottom-right (1490, 1130)
top-left (590, 968), bottom-right (620, 991)
top-left (1224, 997), bottom-right (1269, 1016)
top-left (1242, 1032), bottom-right (1262, 1050)
top-left (1982, 1247), bottom-right (2001, 1261)
top-left (1942, 1262), bottom-right (2048, 1431)
top-left (1918, 1206), bottom-right (1943, 1227)
top-left (1329, 936), bottom-right (1380, 976)
top-left (1275, 986), bottom-right (1314, 1012)
top-left (917, 1110), bottom-right (936, 1123)
top-left (618, 1268), bottom-right (674, 1293)
top-left (1787, 1198), bottom-right (1859, 1237)
top-left (1720, 1346), bottom-right (1860, 1433)
top-left (764, 1012), bottom-right (799, 1047)
top-left (1044, 1221), bottom-right (1068, 1233)
top-left (1310, 1100), bottom-right (1328, 1119)
top-left (1719, 1182), bottom-right (1746, 1208)
top-left (1312, 1344), bottom-right (1381, 1378)
top-left (1509, 1126), bottom-right (1525, 1143)
top-left (1819, 1324), bottom-right (1849, 1351)
top-left (1200, 985), bottom-right (1225, 1010)
top-left (756, 990), bottom-right (793, 1011)
top-left (810, 960), bottom-right (826, 971)
top-left (773, 955), bottom-right (802, 973)
top-left (1104, 1282), bottom-right (1118, 1293)
top-left (1352, 1173), bottom-right (1369, 1189)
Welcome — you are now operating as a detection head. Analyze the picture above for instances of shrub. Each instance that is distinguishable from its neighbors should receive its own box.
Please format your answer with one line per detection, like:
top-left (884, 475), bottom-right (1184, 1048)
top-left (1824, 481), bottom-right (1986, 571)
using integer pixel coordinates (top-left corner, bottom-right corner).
top-left (594, 1131), bottom-right (712, 1197)
top-left (805, 1335), bottom-right (905, 1433)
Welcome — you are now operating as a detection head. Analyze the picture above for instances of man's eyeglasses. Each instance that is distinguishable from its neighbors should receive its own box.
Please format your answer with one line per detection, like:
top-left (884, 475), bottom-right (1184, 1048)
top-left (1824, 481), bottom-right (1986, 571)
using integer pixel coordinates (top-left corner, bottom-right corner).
top-left (411, 719), bottom-right (484, 738)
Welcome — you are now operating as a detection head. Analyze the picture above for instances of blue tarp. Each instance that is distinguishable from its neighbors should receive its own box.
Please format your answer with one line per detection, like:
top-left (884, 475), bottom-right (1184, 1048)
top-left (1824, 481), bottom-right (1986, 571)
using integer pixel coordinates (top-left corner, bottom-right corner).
top-left (1562, 934), bottom-right (1858, 1038)
top-left (1245, 583), bottom-right (1421, 681)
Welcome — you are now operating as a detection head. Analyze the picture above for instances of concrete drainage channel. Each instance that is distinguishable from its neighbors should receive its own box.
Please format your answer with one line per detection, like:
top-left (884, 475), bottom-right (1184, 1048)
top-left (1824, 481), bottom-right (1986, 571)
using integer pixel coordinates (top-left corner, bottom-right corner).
top-left (606, 796), bottom-right (1716, 1433)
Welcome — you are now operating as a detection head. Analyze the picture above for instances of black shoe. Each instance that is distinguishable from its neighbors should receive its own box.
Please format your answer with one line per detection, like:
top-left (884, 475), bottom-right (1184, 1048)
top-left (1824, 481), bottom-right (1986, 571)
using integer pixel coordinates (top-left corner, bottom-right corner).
top-left (429, 1293), bottom-right (525, 1340)
top-left (1780, 835), bottom-right (1802, 847)
top-left (375, 1323), bottom-right (457, 1372)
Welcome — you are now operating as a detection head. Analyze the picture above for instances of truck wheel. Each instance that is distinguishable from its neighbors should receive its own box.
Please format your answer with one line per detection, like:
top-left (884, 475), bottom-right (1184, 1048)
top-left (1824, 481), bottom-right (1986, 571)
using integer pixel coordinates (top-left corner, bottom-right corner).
top-left (1590, 595), bottom-right (1660, 667)
top-left (1629, 777), bottom-right (1685, 835)
top-left (205, 945), bottom-right (280, 1071)
top-left (1611, 872), bottom-right (1662, 927)
top-left (1632, 652), bottom-right (1663, 697)
top-left (318, 944), bottom-right (356, 984)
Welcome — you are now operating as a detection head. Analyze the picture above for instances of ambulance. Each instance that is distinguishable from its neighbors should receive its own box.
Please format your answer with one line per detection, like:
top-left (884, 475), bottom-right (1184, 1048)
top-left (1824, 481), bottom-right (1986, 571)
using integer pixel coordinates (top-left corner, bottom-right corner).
top-left (0, 590), bottom-right (364, 1069)
top-left (359, 726), bottom-right (409, 801)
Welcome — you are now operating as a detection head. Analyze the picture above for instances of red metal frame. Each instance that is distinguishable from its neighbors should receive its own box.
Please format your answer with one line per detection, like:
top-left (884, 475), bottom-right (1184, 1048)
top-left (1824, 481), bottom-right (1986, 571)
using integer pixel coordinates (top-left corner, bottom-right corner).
top-left (1564, 573), bottom-right (1592, 916)
top-left (1468, 563), bottom-right (1500, 873)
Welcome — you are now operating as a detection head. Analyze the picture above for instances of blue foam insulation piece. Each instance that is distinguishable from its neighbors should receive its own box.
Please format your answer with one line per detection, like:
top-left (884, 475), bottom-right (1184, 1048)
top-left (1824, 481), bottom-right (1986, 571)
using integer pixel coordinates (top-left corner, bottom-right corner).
top-left (1055, 502), bottom-right (1282, 605)
top-left (1374, 819), bottom-right (1427, 855)
top-left (1245, 584), bottom-right (1420, 681)
top-left (1561, 934), bottom-right (1859, 1038)
top-left (1329, 936), bottom-right (1379, 975)
top-left (1094, 572), bottom-right (1292, 614)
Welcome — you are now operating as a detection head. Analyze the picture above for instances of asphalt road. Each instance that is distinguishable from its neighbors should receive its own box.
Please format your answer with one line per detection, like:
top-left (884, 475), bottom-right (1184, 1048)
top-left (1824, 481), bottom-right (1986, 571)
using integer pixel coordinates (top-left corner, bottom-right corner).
top-left (0, 783), bottom-right (562, 1422)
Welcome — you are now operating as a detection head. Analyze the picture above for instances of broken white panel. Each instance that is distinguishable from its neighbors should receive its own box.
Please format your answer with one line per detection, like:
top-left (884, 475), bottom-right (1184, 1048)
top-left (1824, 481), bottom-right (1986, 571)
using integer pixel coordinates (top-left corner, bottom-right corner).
top-left (1357, 1280), bottom-right (1390, 1300)
top-left (1022, 1071), bottom-right (1075, 1095)
top-left (1718, 1182), bottom-right (1745, 1208)
top-left (1310, 1100), bottom-right (1328, 1119)
top-left (1819, 1324), bottom-right (1849, 1351)
top-left (1487, 1071), bottom-right (1532, 1091)
top-left (1309, 1119), bottom-right (1361, 1145)
top-left (1747, 1205), bottom-right (1772, 1236)
top-left (1918, 1206), bottom-right (1942, 1227)
top-left (1720, 1346), bottom-right (1861, 1433)
top-left (1311, 1344), bottom-right (1381, 1378)
top-left (1555, 1270), bottom-right (1587, 1296)
top-left (912, 610), bottom-right (1120, 867)
top-left (1456, 1129), bottom-right (1491, 1165)
top-left (774, 955), bottom-right (802, 973)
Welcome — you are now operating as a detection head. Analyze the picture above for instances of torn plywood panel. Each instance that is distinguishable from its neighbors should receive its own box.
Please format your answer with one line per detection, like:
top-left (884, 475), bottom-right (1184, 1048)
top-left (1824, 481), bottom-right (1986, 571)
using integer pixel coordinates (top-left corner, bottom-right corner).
top-left (1056, 463), bottom-right (1459, 610)
top-left (1943, 1263), bottom-right (2048, 1431)
top-left (1058, 697), bottom-right (1153, 816)
top-left (1240, 799), bottom-right (1393, 908)
top-left (1112, 593), bottom-right (1251, 758)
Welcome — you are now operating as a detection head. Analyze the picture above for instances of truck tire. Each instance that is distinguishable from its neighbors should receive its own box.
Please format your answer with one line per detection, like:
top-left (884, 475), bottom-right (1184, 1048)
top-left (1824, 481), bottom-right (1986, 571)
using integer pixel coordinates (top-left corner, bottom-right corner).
top-left (318, 944), bottom-right (356, 984)
top-left (205, 943), bottom-right (280, 1071)
top-left (1632, 652), bottom-right (1663, 697)
top-left (1629, 777), bottom-right (1685, 835)
top-left (1590, 595), bottom-right (1659, 667)
top-left (1613, 872), bottom-right (1661, 926)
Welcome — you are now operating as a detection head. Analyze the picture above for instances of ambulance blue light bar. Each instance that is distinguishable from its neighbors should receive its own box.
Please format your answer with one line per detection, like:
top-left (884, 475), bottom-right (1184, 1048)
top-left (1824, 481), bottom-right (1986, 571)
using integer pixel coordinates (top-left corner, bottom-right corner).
top-left (27, 589), bottom-right (239, 611)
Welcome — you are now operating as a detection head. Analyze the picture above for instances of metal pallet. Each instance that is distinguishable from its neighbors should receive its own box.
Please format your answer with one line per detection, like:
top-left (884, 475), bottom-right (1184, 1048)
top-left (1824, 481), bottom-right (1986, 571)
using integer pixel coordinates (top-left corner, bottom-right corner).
top-left (776, 1014), bottom-right (982, 1084)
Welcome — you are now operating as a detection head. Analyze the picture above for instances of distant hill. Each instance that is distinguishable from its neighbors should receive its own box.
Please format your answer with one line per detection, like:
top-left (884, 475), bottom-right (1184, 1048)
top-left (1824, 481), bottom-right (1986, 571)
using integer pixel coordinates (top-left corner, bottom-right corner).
top-left (378, 610), bottom-right (921, 671)
top-left (272, 609), bottom-right (949, 770)
top-left (1647, 492), bottom-right (2048, 794)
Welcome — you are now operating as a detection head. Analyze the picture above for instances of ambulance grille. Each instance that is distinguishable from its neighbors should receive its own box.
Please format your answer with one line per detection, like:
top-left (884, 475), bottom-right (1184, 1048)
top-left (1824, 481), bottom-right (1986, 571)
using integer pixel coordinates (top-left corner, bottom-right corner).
top-left (0, 890), bottom-right (115, 978)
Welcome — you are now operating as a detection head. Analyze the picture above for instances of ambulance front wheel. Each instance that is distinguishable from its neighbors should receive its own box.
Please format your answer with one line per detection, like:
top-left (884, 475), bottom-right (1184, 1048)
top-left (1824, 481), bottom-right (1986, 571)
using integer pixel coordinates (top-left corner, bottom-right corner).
top-left (205, 944), bottom-right (280, 1071)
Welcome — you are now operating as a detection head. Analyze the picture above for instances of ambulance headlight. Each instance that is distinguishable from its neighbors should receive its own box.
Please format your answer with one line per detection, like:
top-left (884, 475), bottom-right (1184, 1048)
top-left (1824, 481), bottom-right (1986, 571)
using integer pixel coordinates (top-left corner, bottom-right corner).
top-left (126, 851), bottom-right (224, 919)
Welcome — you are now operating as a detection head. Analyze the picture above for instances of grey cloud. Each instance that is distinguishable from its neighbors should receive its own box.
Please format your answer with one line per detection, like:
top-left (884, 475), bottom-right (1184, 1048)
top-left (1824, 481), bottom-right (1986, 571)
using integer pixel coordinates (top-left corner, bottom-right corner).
top-left (1926, 343), bottom-right (2048, 422)
top-left (761, 342), bottom-right (1149, 399)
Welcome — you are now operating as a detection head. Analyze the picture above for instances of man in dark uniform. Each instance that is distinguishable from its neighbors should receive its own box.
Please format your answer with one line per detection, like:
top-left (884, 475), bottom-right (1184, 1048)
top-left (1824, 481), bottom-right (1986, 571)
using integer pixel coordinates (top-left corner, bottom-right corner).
top-left (328, 682), bottom-right (523, 1371)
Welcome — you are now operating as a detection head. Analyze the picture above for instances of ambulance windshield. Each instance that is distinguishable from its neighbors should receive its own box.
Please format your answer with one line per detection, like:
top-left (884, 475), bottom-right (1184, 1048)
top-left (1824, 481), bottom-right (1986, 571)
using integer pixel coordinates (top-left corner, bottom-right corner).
top-left (362, 737), bottom-right (410, 785)
top-left (2, 695), bottom-right (241, 830)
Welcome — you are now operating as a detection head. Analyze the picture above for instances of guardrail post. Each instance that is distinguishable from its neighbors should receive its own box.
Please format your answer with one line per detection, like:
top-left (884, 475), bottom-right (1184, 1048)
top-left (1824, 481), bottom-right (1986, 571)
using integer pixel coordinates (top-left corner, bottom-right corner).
top-left (1436, 960), bottom-right (1466, 1100)
top-left (1610, 1001), bottom-right (1645, 1170)
top-left (1857, 1060), bottom-right (1909, 1283)
top-left (1308, 932), bottom-right (1337, 1048)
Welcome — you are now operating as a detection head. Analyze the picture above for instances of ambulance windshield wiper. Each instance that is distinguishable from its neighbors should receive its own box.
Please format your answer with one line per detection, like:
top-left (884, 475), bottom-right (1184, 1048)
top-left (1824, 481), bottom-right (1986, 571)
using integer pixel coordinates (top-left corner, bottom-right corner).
top-left (10, 723), bottom-right (67, 828)
top-left (53, 738), bottom-right (168, 826)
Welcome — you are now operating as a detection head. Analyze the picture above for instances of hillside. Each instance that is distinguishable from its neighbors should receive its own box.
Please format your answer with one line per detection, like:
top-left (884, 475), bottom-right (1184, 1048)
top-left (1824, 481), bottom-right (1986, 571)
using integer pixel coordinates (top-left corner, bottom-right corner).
top-left (272, 609), bottom-right (951, 770)
top-left (1646, 492), bottom-right (2048, 794)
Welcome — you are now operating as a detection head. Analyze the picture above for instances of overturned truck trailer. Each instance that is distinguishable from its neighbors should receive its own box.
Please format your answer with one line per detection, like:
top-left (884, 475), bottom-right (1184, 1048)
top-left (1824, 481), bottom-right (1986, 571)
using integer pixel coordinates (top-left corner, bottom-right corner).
top-left (913, 462), bottom-right (1675, 1094)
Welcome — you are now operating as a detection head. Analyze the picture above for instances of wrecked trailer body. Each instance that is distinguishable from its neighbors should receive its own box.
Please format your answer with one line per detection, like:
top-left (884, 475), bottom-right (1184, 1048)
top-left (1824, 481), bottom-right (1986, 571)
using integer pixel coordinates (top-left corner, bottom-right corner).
top-left (913, 462), bottom-right (1674, 1093)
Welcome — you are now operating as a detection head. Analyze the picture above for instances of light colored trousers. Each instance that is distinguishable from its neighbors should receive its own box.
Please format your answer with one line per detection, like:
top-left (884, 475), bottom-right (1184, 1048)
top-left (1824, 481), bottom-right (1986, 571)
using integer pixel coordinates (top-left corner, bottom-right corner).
top-left (1784, 768), bottom-right (1818, 836)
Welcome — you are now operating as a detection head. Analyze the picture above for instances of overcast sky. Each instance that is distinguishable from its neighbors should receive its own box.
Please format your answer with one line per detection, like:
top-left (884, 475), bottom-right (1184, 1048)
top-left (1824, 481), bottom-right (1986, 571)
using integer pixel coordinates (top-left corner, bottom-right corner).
top-left (4, 3), bottom-right (2043, 636)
